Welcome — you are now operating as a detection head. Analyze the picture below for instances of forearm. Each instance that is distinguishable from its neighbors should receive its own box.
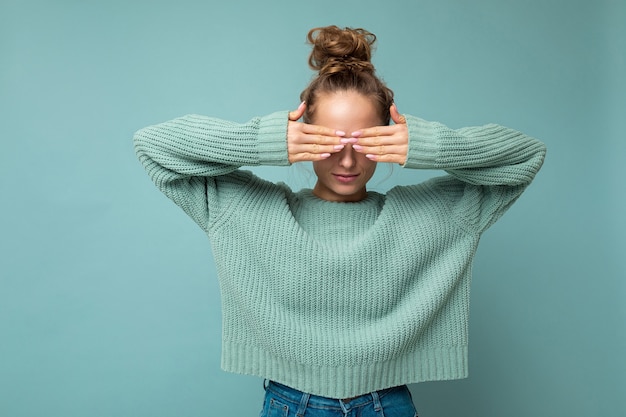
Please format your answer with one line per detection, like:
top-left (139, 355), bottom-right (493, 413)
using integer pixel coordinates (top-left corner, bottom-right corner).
top-left (133, 111), bottom-right (290, 184)
top-left (402, 115), bottom-right (546, 186)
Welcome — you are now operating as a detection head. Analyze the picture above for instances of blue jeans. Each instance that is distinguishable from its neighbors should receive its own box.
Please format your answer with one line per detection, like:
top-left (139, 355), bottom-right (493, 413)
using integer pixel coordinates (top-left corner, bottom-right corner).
top-left (259, 381), bottom-right (418, 417)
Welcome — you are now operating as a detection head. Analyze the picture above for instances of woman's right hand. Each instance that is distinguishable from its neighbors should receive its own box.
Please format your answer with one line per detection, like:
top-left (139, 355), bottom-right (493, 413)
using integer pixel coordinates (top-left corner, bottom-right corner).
top-left (287, 102), bottom-right (347, 163)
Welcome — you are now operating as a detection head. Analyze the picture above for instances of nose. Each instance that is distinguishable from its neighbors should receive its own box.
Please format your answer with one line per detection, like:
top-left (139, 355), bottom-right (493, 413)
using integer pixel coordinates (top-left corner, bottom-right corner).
top-left (338, 144), bottom-right (357, 168)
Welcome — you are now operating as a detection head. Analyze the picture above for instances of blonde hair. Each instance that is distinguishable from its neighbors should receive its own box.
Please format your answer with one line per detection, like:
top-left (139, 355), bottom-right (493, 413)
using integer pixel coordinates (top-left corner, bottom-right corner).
top-left (300, 26), bottom-right (394, 125)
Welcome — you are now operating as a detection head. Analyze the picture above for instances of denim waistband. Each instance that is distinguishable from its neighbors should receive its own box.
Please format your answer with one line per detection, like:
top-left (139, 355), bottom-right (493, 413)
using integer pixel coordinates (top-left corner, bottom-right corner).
top-left (265, 380), bottom-right (403, 411)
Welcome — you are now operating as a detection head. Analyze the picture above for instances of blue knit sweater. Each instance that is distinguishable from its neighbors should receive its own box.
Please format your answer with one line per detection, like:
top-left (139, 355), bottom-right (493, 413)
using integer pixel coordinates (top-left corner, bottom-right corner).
top-left (134, 111), bottom-right (546, 398)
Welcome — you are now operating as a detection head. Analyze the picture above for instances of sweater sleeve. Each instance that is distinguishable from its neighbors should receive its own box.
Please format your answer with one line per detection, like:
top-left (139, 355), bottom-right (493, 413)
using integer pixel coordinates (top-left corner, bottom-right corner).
top-left (402, 115), bottom-right (546, 232)
top-left (133, 111), bottom-right (290, 230)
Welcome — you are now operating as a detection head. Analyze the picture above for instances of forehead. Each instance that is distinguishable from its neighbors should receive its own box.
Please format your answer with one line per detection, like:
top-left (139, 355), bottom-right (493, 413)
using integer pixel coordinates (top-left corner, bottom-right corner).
top-left (311, 91), bottom-right (382, 129)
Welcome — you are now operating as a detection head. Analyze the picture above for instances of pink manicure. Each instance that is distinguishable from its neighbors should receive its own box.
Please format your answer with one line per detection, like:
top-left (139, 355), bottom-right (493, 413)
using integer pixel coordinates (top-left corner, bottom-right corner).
top-left (335, 130), bottom-right (346, 136)
top-left (353, 144), bottom-right (364, 151)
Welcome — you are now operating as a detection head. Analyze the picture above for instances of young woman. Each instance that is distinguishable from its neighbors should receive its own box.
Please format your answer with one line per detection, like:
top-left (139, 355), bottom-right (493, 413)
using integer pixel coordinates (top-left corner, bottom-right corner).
top-left (134, 26), bottom-right (546, 417)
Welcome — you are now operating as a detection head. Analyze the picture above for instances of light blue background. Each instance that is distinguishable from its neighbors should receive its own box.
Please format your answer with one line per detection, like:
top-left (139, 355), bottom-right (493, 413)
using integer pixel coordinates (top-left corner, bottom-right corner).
top-left (1, 1), bottom-right (624, 416)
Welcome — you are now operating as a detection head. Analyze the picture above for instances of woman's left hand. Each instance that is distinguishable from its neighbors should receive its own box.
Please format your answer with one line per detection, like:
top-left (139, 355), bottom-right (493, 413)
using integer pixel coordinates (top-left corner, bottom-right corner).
top-left (351, 104), bottom-right (408, 164)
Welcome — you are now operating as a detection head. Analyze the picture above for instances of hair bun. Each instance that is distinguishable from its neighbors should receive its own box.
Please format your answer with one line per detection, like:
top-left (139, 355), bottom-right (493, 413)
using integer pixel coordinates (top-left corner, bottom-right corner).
top-left (307, 26), bottom-right (376, 75)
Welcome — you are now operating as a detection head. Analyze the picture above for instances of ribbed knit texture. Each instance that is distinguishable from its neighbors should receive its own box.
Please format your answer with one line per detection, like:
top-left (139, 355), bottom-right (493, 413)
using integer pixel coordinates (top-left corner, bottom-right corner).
top-left (134, 111), bottom-right (546, 398)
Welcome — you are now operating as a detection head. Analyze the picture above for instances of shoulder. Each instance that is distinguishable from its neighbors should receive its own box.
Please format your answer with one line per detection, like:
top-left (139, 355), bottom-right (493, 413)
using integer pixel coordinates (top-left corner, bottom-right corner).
top-left (207, 170), bottom-right (297, 234)
top-left (213, 169), bottom-right (294, 200)
top-left (383, 177), bottom-right (459, 219)
top-left (385, 177), bottom-right (443, 202)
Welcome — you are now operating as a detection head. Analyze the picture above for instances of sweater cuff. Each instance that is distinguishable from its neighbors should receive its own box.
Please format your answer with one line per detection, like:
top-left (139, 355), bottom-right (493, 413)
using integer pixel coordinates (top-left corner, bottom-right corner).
top-left (402, 115), bottom-right (439, 169)
top-left (257, 111), bottom-right (290, 166)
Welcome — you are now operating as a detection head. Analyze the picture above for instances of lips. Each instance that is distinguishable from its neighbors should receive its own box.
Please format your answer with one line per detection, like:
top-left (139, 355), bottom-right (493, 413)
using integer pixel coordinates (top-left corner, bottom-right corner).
top-left (333, 173), bottom-right (360, 183)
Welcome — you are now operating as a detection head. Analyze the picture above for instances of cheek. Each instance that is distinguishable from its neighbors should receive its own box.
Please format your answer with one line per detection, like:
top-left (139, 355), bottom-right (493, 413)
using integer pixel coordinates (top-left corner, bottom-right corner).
top-left (360, 157), bottom-right (377, 177)
top-left (366, 164), bottom-right (377, 181)
top-left (312, 160), bottom-right (330, 177)
top-left (359, 163), bottom-right (377, 186)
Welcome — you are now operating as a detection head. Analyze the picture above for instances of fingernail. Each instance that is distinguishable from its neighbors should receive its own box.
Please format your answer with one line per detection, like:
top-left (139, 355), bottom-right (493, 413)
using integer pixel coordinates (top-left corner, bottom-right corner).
top-left (351, 131), bottom-right (362, 137)
top-left (353, 144), bottom-right (364, 151)
top-left (320, 153), bottom-right (331, 158)
top-left (366, 154), bottom-right (377, 160)
top-left (335, 130), bottom-right (346, 136)
top-left (340, 138), bottom-right (357, 144)
top-left (299, 101), bottom-right (306, 109)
